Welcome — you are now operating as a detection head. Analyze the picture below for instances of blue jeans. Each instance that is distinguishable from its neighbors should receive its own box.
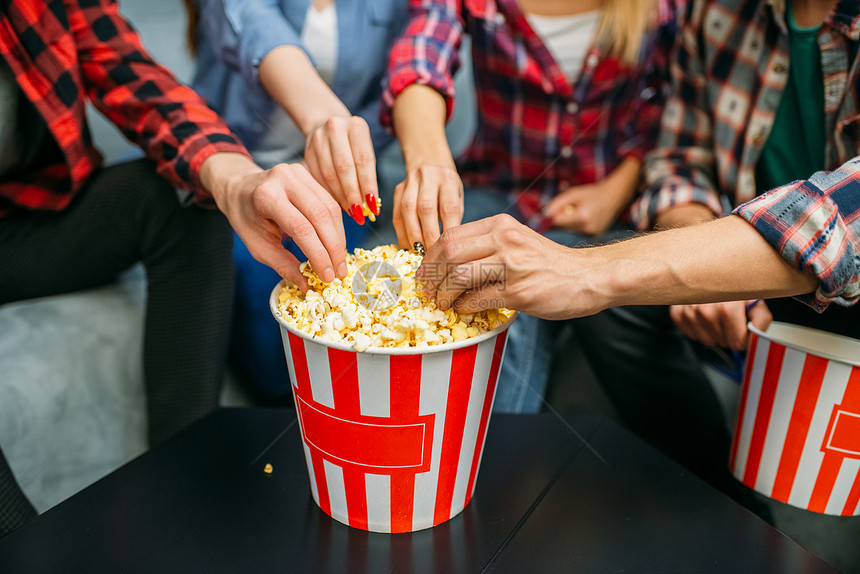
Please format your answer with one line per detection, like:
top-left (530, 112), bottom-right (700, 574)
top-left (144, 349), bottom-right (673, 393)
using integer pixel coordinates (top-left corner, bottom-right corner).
top-left (462, 187), bottom-right (634, 413)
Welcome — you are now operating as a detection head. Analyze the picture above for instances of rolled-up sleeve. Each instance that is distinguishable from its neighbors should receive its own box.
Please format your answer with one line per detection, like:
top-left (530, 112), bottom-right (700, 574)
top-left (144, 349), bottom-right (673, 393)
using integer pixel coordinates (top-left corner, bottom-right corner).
top-left (198, 0), bottom-right (303, 89)
top-left (380, 0), bottom-right (464, 130)
top-left (734, 158), bottom-right (860, 311)
top-left (635, 1), bottom-right (727, 230)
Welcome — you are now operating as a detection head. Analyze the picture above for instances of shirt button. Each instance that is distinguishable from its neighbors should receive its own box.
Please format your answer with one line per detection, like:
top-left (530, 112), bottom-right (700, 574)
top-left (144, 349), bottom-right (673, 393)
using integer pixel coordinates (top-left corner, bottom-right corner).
top-left (586, 54), bottom-right (599, 68)
top-left (560, 146), bottom-right (573, 158)
top-left (494, 12), bottom-right (505, 25)
top-left (566, 101), bottom-right (579, 114)
top-left (773, 63), bottom-right (786, 73)
top-left (752, 133), bottom-right (766, 145)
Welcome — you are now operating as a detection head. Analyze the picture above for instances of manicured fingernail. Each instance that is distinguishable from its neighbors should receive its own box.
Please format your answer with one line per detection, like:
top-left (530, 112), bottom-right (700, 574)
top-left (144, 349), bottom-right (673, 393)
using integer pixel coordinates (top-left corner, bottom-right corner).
top-left (350, 203), bottom-right (365, 225)
top-left (366, 193), bottom-right (379, 216)
top-left (337, 262), bottom-right (348, 277)
top-left (322, 267), bottom-right (335, 282)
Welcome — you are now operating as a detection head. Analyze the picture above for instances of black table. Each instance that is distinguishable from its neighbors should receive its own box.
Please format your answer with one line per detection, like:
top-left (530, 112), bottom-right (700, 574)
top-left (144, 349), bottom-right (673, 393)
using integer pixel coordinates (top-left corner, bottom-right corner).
top-left (0, 409), bottom-right (840, 573)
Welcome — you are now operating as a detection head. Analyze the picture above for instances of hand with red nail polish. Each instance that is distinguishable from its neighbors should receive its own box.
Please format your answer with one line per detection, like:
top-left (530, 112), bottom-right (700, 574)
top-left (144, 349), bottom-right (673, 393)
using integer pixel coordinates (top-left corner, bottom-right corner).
top-left (350, 203), bottom-right (365, 225)
top-left (255, 46), bottom-right (381, 225)
top-left (366, 193), bottom-right (379, 216)
top-left (303, 115), bottom-right (380, 223)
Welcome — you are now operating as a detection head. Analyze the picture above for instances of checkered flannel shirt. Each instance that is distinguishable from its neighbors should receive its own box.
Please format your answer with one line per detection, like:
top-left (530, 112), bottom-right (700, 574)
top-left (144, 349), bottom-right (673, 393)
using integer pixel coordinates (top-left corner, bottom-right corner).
top-left (0, 0), bottom-right (250, 217)
top-left (381, 0), bottom-right (683, 231)
top-left (640, 0), bottom-right (859, 309)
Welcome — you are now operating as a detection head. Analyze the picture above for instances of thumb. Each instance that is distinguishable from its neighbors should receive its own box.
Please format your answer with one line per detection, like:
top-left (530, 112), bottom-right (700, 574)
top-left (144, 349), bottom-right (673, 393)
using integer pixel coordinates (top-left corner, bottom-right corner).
top-left (747, 300), bottom-right (773, 332)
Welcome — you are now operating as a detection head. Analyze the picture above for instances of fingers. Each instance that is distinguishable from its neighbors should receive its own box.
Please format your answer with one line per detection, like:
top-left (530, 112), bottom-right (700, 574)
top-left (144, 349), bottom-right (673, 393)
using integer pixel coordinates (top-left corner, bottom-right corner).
top-left (251, 237), bottom-right (309, 292)
top-left (394, 166), bottom-right (464, 250)
top-left (348, 119), bottom-right (379, 216)
top-left (436, 171), bottom-right (463, 236)
top-left (748, 300), bottom-right (773, 333)
top-left (451, 282), bottom-right (510, 314)
top-left (670, 301), bottom-right (754, 351)
top-left (544, 186), bottom-right (577, 219)
top-left (419, 215), bottom-right (529, 309)
top-left (419, 215), bottom-right (515, 295)
top-left (432, 257), bottom-right (507, 309)
top-left (397, 175), bottom-right (425, 248)
top-left (547, 202), bottom-right (580, 228)
top-left (258, 164), bottom-right (347, 282)
top-left (392, 180), bottom-right (413, 249)
top-left (723, 302), bottom-right (752, 351)
top-left (416, 182), bottom-right (443, 248)
top-left (305, 117), bottom-right (378, 224)
top-left (670, 304), bottom-right (720, 347)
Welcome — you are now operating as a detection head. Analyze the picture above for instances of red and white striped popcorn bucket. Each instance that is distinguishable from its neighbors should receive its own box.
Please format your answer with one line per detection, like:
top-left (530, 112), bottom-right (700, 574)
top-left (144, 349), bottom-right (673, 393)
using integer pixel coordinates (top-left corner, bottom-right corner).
top-left (730, 321), bottom-right (860, 515)
top-left (270, 283), bottom-right (516, 532)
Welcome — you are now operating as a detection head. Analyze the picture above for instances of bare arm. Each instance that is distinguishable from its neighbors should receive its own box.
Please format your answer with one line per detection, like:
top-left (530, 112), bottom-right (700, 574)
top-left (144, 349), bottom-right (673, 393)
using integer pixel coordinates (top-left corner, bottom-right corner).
top-left (258, 45), bottom-right (379, 222)
top-left (419, 214), bottom-right (817, 320)
top-left (597, 216), bottom-right (817, 307)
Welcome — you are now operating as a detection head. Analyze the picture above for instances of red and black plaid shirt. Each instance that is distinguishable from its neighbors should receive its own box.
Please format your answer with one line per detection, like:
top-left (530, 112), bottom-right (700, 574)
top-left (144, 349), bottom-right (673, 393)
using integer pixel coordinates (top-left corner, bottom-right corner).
top-left (0, 0), bottom-right (250, 217)
top-left (382, 0), bottom-right (683, 230)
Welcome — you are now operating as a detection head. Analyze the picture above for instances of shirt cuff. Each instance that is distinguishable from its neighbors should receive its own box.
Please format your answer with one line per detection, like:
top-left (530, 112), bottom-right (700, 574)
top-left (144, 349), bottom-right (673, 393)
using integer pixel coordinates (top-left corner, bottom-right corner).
top-left (734, 182), bottom-right (860, 312)
top-left (380, 68), bottom-right (456, 132)
top-left (172, 135), bottom-right (252, 206)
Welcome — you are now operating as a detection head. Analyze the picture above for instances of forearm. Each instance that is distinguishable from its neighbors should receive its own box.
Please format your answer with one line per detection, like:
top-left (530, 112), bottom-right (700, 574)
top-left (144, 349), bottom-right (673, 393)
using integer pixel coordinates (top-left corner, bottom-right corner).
top-left (391, 84), bottom-right (454, 171)
top-left (258, 45), bottom-right (350, 136)
top-left (586, 216), bottom-right (819, 309)
top-left (604, 156), bottom-right (642, 214)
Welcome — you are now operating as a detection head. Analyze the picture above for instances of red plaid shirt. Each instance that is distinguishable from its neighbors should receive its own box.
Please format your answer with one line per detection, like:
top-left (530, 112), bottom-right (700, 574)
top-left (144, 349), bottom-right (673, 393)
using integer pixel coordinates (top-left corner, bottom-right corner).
top-left (0, 0), bottom-right (249, 217)
top-left (382, 0), bottom-right (684, 230)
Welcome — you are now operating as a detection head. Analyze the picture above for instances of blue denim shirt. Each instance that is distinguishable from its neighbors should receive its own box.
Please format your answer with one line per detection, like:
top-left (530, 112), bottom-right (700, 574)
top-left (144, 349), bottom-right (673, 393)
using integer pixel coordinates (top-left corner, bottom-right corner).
top-left (191, 0), bottom-right (407, 151)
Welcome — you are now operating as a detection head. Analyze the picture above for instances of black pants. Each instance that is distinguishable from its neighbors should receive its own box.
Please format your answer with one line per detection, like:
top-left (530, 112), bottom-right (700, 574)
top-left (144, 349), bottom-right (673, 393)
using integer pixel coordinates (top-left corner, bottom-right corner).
top-left (0, 159), bottom-right (234, 535)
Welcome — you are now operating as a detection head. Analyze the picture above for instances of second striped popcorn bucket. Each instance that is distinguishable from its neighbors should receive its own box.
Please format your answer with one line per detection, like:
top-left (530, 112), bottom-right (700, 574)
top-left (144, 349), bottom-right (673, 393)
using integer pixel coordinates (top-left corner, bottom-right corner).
top-left (270, 283), bottom-right (516, 532)
top-left (730, 322), bottom-right (860, 516)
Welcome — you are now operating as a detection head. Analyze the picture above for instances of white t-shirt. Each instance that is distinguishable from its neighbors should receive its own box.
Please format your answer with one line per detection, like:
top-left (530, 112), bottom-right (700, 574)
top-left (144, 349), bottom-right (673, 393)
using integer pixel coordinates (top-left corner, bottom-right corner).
top-left (526, 10), bottom-right (601, 84)
top-left (253, 2), bottom-right (338, 168)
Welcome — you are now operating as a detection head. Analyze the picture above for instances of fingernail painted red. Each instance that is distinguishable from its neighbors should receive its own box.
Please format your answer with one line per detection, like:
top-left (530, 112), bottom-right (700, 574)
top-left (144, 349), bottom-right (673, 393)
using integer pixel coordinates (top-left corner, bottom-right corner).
top-left (366, 193), bottom-right (379, 215)
top-left (351, 203), bottom-right (365, 225)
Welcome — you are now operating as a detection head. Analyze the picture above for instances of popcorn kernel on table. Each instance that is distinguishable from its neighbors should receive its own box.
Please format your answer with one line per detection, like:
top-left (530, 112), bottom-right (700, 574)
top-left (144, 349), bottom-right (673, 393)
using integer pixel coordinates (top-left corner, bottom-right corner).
top-left (275, 244), bottom-right (512, 351)
top-left (263, 463), bottom-right (273, 474)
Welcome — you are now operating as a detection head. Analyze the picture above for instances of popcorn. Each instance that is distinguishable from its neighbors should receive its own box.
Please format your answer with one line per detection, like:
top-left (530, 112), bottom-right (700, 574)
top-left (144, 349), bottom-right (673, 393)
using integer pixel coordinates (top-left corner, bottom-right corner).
top-left (362, 195), bottom-right (381, 222)
top-left (275, 245), bottom-right (513, 351)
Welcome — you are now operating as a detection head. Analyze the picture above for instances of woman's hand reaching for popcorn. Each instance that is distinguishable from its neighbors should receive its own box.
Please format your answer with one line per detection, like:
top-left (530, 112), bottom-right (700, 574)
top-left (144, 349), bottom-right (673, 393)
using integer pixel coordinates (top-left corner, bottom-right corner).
top-left (201, 153), bottom-right (348, 292)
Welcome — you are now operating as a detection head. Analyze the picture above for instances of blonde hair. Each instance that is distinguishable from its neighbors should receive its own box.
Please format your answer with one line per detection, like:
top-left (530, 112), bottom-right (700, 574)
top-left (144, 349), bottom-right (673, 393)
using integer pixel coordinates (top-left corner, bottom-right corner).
top-left (594, 0), bottom-right (657, 65)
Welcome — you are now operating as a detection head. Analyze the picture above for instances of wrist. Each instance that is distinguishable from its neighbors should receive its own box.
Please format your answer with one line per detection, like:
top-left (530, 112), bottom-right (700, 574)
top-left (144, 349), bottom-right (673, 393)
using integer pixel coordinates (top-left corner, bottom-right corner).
top-left (298, 104), bottom-right (352, 139)
top-left (587, 240), bottom-right (671, 309)
top-left (402, 143), bottom-right (456, 173)
top-left (200, 152), bottom-right (261, 210)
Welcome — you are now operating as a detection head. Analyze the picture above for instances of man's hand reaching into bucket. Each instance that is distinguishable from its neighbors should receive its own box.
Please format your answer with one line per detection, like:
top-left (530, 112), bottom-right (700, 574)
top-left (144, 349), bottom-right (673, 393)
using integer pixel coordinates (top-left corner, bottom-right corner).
top-left (418, 214), bottom-right (818, 321)
top-left (417, 214), bottom-right (591, 320)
